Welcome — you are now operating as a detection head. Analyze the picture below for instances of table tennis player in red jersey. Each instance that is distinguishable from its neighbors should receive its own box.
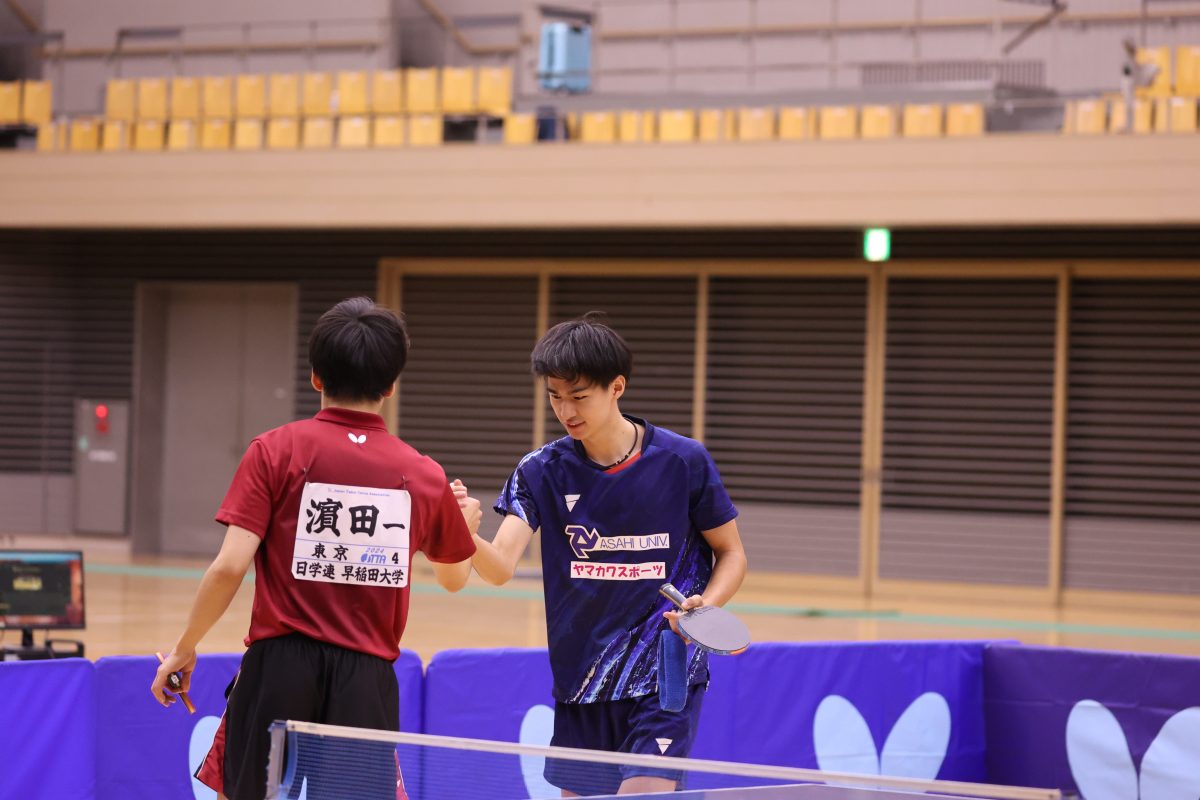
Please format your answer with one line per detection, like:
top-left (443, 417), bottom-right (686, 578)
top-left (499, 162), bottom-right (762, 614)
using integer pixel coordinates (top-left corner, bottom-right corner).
top-left (150, 297), bottom-right (480, 800)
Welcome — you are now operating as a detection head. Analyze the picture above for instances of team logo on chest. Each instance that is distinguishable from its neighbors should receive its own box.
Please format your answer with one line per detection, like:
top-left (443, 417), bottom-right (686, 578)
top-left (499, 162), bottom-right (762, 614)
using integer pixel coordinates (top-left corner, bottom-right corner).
top-left (564, 524), bottom-right (671, 559)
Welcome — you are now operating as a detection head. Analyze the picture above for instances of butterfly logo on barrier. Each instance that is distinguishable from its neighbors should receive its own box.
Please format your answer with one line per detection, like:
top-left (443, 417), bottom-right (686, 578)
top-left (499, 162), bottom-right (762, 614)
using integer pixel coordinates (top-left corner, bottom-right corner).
top-left (1065, 700), bottom-right (1200, 800)
top-left (519, 704), bottom-right (558, 798)
top-left (189, 716), bottom-right (222, 800)
top-left (813, 692), bottom-right (951, 779)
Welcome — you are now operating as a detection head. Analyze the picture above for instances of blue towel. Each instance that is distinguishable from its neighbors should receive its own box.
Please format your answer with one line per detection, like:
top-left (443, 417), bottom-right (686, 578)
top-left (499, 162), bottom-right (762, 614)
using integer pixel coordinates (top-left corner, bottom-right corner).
top-left (658, 629), bottom-right (688, 712)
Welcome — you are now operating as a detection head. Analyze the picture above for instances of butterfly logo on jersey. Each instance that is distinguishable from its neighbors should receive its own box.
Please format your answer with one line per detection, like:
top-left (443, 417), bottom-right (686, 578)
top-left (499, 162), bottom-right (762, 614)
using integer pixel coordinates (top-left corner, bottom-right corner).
top-left (347, 433), bottom-right (366, 445)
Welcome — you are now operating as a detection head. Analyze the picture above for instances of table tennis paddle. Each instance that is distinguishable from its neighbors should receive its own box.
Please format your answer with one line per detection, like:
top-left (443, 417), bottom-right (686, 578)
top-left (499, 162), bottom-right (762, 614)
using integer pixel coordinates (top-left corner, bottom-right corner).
top-left (659, 583), bottom-right (751, 655)
top-left (155, 651), bottom-right (196, 714)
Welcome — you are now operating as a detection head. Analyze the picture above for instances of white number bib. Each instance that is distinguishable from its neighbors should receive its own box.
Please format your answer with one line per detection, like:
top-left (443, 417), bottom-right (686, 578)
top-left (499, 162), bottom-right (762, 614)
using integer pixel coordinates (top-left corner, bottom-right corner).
top-left (292, 482), bottom-right (411, 588)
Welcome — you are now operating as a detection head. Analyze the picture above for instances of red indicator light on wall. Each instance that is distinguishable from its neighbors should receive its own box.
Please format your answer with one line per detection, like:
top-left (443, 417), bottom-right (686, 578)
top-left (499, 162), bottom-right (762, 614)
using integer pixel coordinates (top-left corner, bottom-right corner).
top-left (95, 404), bottom-right (110, 434)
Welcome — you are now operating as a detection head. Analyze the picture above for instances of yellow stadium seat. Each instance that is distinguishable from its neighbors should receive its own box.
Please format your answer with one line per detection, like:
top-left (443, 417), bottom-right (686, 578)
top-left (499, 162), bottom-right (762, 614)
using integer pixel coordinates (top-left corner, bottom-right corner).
top-left (21, 80), bottom-right (51, 125)
top-left (106, 79), bottom-right (135, 122)
top-left (171, 77), bottom-right (200, 119)
top-left (234, 118), bottom-right (263, 150)
top-left (269, 74), bottom-right (299, 118)
top-left (0, 83), bottom-right (19, 124)
top-left (266, 118), bottom-right (298, 149)
top-left (134, 119), bottom-right (164, 151)
top-left (373, 116), bottom-right (404, 147)
top-left (36, 121), bottom-right (62, 152)
top-left (101, 121), bottom-right (128, 151)
top-left (860, 105), bottom-right (897, 139)
top-left (70, 119), bottom-right (100, 152)
top-left (337, 71), bottom-right (369, 116)
top-left (440, 67), bottom-right (476, 114)
top-left (405, 69), bottom-right (439, 114)
top-left (1169, 96), bottom-right (1198, 133)
top-left (203, 77), bottom-right (233, 118)
top-left (1071, 99), bottom-right (1107, 135)
top-left (166, 120), bottom-right (196, 151)
top-left (200, 119), bottom-right (231, 150)
top-left (408, 114), bottom-right (443, 146)
top-left (1137, 47), bottom-right (1172, 97)
top-left (778, 107), bottom-right (816, 141)
top-left (819, 106), bottom-right (858, 140)
top-left (236, 75), bottom-right (266, 118)
top-left (658, 109), bottom-right (695, 143)
top-left (138, 78), bottom-right (167, 120)
top-left (302, 117), bottom-right (333, 149)
top-left (737, 107), bottom-right (775, 141)
top-left (336, 116), bottom-right (369, 148)
top-left (1178, 46), bottom-right (1200, 95)
top-left (503, 113), bottom-right (535, 144)
top-left (946, 103), bottom-right (984, 137)
top-left (372, 70), bottom-right (402, 115)
top-left (564, 111), bottom-right (580, 140)
top-left (303, 73), bottom-right (333, 117)
top-left (698, 109), bottom-right (733, 142)
top-left (902, 104), bottom-right (943, 138)
top-left (478, 67), bottom-right (512, 115)
top-left (1108, 97), bottom-right (1154, 134)
top-left (581, 111), bottom-right (616, 143)
top-left (618, 110), bottom-right (654, 143)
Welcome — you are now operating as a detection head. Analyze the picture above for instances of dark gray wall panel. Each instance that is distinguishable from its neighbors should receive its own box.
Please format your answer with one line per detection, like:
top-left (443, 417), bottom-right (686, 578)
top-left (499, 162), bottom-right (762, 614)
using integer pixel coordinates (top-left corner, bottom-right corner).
top-left (1064, 280), bottom-right (1200, 593)
top-left (880, 279), bottom-right (1056, 585)
top-left (706, 277), bottom-right (866, 575)
top-left (399, 275), bottom-right (538, 540)
top-left (0, 231), bottom-right (376, 475)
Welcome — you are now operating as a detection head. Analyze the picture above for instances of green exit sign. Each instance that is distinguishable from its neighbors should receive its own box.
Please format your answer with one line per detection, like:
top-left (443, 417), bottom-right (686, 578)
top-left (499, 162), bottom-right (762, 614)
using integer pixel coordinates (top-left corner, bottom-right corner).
top-left (863, 228), bottom-right (891, 262)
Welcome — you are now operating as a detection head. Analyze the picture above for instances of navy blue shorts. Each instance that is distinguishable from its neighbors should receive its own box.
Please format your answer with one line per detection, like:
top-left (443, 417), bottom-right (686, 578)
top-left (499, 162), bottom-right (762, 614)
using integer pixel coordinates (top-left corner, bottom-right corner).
top-left (544, 684), bottom-right (706, 796)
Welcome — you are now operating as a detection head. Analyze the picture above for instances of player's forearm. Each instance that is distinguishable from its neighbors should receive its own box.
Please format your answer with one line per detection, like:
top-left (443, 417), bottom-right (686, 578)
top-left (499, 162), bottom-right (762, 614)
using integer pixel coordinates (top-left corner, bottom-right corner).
top-left (471, 534), bottom-right (517, 585)
top-left (702, 548), bottom-right (747, 608)
top-left (174, 564), bottom-right (246, 652)
top-left (432, 558), bottom-right (472, 592)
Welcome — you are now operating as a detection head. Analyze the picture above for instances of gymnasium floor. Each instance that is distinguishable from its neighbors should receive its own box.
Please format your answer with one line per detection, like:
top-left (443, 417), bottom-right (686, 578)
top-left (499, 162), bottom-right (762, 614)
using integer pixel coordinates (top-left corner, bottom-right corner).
top-left (5, 534), bottom-right (1200, 661)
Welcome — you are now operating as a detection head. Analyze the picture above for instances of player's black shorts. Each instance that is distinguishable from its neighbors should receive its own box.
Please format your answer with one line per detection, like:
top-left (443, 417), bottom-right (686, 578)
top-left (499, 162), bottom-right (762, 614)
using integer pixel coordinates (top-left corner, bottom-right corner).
top-left (223, 632), bottom-right (399, 800)
top-left (545, 683), bottom-right (707, 796)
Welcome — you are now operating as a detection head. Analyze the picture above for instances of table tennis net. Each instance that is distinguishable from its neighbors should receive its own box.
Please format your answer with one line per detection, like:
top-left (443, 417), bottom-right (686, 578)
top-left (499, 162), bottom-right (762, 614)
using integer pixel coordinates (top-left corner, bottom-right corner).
top-left (264, 720), bottom-right (1062, 800)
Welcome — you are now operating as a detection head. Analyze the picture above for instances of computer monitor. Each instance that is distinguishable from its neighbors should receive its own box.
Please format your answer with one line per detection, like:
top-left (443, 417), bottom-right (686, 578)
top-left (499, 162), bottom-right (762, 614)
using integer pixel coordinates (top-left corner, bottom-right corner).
top-left (0, 550), bottom-right (85, 648)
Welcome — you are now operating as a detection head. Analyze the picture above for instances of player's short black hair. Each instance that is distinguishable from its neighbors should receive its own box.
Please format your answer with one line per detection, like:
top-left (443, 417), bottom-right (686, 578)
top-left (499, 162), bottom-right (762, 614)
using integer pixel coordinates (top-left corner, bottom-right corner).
top-left (309, 297), bottom-right (410, 401)
top-left (532, 312), bottom-right (633, 388)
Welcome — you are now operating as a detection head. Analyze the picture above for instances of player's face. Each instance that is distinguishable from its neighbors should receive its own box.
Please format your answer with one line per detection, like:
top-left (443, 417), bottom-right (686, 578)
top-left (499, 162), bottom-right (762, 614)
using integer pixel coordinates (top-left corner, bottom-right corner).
top-left (545, 376), bottom-right (624, 440)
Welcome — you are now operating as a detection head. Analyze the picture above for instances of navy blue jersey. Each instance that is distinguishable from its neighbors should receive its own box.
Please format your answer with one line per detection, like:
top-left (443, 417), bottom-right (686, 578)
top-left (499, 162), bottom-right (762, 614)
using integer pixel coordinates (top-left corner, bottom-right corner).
top-left (495, 416), bottom-right (738, 703)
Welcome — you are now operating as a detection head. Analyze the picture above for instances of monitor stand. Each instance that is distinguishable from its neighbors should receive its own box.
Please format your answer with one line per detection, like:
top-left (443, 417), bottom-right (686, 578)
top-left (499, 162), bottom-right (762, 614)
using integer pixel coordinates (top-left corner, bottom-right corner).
top-left (1, 628), bottom-right (85, 661)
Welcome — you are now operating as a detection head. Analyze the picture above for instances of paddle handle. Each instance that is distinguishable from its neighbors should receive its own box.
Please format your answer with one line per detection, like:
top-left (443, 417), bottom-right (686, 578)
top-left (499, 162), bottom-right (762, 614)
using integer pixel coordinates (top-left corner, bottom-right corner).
top-left (659, 583), bottom-right (689, 609)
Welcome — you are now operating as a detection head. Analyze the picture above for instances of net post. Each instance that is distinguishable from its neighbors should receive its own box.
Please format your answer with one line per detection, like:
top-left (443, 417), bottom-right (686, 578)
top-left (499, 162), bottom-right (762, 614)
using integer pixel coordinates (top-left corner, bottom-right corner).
top-left (264, 720), bottom-right (289, 800)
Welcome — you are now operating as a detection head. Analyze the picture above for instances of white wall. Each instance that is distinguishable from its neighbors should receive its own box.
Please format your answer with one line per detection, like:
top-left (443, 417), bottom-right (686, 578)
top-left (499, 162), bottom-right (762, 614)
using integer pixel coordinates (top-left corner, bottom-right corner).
top-left (44, 0), bottom-right (394, 113)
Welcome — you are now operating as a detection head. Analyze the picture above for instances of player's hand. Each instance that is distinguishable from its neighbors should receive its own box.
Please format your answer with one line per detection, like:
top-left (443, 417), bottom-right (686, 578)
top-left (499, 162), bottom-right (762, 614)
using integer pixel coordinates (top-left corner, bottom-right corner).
top-left (151, 647), bottom-right (196, 706)
top-left (452, 479), bottom-right (482, 535)
top-left (663, 594), bottom-right (704, 643)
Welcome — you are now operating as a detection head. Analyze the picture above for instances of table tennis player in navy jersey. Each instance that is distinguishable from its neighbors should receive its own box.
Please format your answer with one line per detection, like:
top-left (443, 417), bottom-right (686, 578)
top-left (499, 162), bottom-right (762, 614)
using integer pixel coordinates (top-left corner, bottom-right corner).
top-left (149, 297), bottom-right (480, 800)
top-left (470, 312), bottom-right (748, 797)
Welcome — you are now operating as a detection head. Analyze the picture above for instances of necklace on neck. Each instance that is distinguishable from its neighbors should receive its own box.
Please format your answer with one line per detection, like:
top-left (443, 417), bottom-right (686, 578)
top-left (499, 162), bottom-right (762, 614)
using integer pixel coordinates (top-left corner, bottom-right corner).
top-left (600, 419), bottom-right (639, 470)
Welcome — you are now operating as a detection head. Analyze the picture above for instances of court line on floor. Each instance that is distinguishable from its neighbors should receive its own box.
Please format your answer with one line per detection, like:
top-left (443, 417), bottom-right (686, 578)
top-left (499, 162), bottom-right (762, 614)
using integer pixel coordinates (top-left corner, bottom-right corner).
top-left (85, 562), bottom-right (1200, 641)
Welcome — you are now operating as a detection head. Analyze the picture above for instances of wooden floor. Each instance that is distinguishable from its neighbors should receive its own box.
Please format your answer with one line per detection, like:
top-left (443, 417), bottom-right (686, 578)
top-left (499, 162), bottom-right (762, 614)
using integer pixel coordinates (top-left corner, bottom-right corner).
top-left (6, 534), bottom-right (1200, 661)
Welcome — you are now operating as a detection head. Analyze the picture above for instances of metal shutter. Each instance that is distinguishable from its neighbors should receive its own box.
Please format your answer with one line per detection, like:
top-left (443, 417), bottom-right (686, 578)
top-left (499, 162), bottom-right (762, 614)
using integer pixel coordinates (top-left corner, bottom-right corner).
top-left (706, 277), bottom-right (867, 575)
top-left (0, 237), bottom-right (77, 473)
top-left (879, 279), bottom-right (1056, 585)
top-left (399, 275), bottom-right (539, 539)
top-left (547, 276), bottom-right (696, 439)
top-left (0, 232), bottom-right (376, 475)
top-left (1064, 280), bottom-right (1200, 593)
